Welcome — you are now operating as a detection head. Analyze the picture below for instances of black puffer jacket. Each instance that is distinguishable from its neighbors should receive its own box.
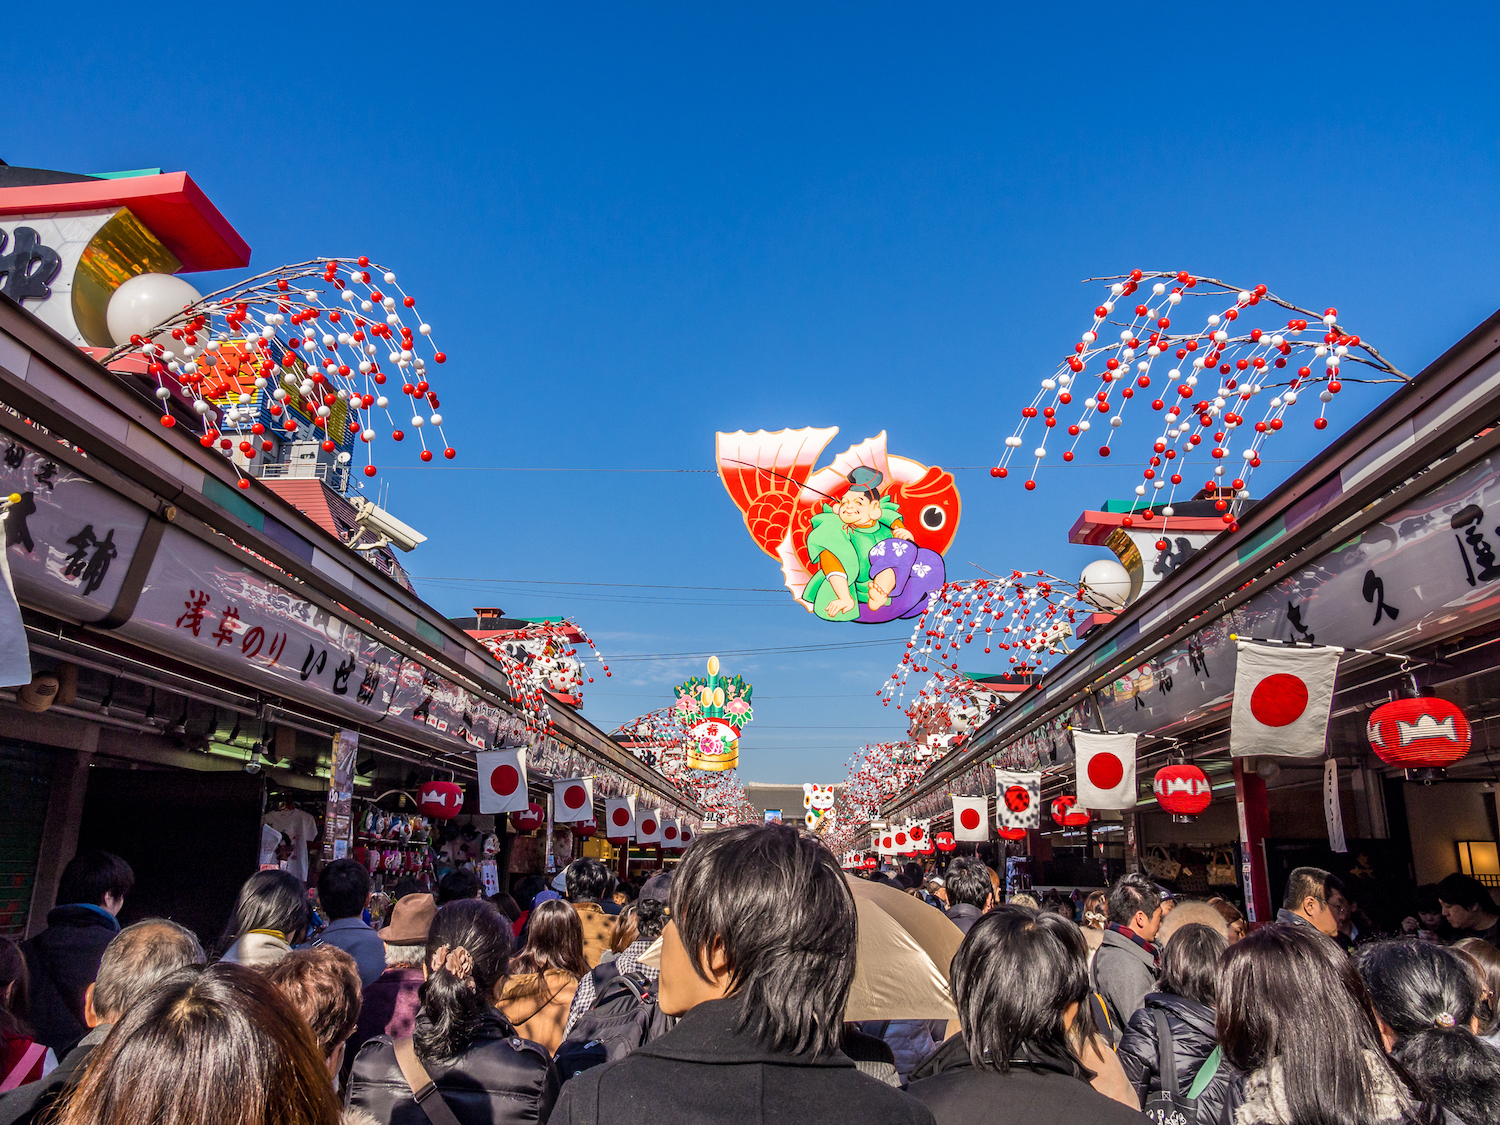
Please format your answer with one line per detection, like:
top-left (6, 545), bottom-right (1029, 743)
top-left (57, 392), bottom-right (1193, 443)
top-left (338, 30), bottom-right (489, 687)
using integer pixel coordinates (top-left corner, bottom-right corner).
top-left (1117, 992), bottom-right (1236, 1125)
top-left (345, 1009), bottom-right (559, 1125)
top-left (21, 905), bottom-right (120, 1053)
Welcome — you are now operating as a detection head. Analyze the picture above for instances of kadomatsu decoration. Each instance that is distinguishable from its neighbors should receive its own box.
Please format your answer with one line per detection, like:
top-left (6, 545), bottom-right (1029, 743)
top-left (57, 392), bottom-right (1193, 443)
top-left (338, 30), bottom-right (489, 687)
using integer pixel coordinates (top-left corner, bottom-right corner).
top-left (716, 428), bottom-right (959, 623)
top-left (674, 656), bottom-right (753, 772)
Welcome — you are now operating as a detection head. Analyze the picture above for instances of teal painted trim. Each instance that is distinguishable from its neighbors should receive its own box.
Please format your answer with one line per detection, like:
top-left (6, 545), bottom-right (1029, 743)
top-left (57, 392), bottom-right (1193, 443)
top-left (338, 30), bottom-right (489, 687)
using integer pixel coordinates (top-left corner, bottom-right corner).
top-left (87, 169), bottom-right (163, 179)
top-left (1236, 516), bottom-right (1286, 563)
top-left (202, 475), bottom-right (264, 531)
top-left (410, 617), bottom-right (446, 649)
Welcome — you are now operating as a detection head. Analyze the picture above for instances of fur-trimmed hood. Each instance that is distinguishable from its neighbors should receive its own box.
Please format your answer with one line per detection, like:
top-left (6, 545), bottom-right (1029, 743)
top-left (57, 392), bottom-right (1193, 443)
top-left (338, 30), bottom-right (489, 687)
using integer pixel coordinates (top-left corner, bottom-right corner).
top-left (340, 1110), bottom-right (382, 1125)
top-left (1235, 1053), bottom-right (1407, 1125)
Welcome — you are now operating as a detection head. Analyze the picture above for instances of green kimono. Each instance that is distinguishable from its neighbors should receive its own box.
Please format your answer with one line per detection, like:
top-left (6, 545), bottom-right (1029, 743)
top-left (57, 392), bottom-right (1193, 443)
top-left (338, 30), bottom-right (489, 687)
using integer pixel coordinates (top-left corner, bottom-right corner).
top-left (802, 498), bottom-right (903, 622)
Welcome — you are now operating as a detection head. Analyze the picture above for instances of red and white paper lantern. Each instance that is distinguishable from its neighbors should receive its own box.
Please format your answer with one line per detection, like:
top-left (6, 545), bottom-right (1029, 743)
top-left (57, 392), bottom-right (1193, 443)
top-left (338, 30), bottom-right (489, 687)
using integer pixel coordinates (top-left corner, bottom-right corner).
top-left (1367, 697), bottom-right (1472, 773)
top-left (1153, 762), bottom-right (1212, 821)
top-left (418, 780), bottom-right (464, 820)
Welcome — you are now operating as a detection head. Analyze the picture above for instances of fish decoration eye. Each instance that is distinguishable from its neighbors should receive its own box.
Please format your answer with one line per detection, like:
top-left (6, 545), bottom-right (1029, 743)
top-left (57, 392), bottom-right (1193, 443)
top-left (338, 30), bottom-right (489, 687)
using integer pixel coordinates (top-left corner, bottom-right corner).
top-left (921, 505), bottom-right (947, 530)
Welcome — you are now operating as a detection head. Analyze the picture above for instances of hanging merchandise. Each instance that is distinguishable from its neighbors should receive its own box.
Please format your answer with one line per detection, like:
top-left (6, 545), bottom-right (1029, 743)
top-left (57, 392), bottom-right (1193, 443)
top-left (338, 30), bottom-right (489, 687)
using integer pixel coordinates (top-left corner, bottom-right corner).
top-left (935, 831), bottom-right (956, 852)
top-left (1051, 795), bottom-right (1091, 828)
top-left (952, 796), bottom-right (990, 842)
top-left (552, 778), bottom-right (594, 824)
top-left (675, 656), bottom-right (753, 772)
top-left (604, 796), bottom-right (637, 841)
top-left (1366, 696), bottom-right (1472, 775)
top-left (476, 748), bottom-right (529, 814)
top-left (1073, 731), bottom-right (1139, 810)
top-left (1153, 762), bottom-right (1212, 821)
top-left (510, 802), bottom-right (545, 832)
top-left (995, 770), bottom-right (1042, 832)
top-left (1324, 759), bottom-right (1348, 854)
top-left (1230, 640), bottom-right (1339, 758)
top-left (715, 427), bottom-right (959, 623)
top-left (636, 807), bottom-right (664, 844)
top-left (417, 780), bottom-right (464, 820)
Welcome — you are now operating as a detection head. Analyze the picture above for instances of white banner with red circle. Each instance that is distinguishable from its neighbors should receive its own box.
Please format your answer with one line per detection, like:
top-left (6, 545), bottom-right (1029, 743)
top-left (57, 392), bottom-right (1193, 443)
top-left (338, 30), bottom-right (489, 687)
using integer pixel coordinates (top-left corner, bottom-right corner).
top-left (552, 777), bottom-right (594, 822)
top-left (994, 770), bottom-right (1041, 830)
top-left (604, 796), bottom-right (637, 839)
top-left (1230, 640), bottom-right (1340, 759)
top-left (660, 818), bottom-right (682, 848)
top-left (476, 749), bottom-right (529, 814)
top-left (636, 806), bottom-right (664, 843)
top-left (1073, 731), bottom-right (1137, 810)
top-left (952, 795), bottom-right (989, 841)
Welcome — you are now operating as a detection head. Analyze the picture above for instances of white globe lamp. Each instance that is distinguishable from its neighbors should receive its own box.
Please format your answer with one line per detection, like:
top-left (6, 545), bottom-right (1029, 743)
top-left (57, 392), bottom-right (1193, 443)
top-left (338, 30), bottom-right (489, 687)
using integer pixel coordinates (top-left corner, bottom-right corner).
top-left (106, 273), bottom-right (203, 349)
top-left (1079, 558), bottom-right (1133, 612)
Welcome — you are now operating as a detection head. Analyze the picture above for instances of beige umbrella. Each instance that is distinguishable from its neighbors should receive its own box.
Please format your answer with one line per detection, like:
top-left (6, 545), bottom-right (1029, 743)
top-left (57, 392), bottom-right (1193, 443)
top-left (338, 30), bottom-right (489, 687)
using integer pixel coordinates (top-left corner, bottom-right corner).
top-left (844, 875), bottom-right (962, 1022)
top-left (635, 875), bottom-right (963, 1022)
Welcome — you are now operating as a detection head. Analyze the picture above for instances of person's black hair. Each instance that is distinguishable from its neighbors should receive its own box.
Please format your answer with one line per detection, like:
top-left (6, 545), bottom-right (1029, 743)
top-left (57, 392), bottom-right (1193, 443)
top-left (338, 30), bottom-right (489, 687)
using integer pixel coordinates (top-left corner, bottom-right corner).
top-left (613, 883), bottom-right (637, 903)
top-left (944, 857), bottom-right (994, 910)
top-left (902, 862), bottom-right (924, 886)
top-left (1437, 873), bottom-right (1496, 914)
top-left (512, 875), bottom-right (548, 911)
top-left (951, 905), bottom-right (1095, 1076)
top-left (1218, 924), bottom-right (1420, 1125)
top-left (415, 900), bottom-right (512, 1061)
top-left (635, 898), bottom-right (668, 942)
top-left (1159, 922), bottom-right (1226, 1008)
top-left (1415, 884), bottom-right (1443, 916)
top-left (316, 859), bottom-right (370, 921)
top-left (564, 858), bottom-right (613, 904)
top-left (435, 868), bottom-right (483, 906)
top-left (488, 891), bottom-right (522, 923)
top-left (390, 877), bottom-right (426, 900)
top-left (218, 870), bottom-right (310, 953)
top-left (1357, 940), bottom-right (1500, 1124)
top-left (1107, 872), bottom-right (1162, 927)
top-left (57, 850), bottom-right (135, 908)
top-left (671, 822), bottom-right (855, 1057)
top-left (1282, 865), bottom-right (1333, 912)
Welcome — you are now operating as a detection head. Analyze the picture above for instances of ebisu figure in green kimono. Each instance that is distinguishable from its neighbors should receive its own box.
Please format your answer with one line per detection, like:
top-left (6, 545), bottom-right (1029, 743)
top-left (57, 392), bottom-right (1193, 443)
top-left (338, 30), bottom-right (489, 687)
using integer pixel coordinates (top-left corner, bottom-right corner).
top-left (802, 467), bottom-right (946, 622)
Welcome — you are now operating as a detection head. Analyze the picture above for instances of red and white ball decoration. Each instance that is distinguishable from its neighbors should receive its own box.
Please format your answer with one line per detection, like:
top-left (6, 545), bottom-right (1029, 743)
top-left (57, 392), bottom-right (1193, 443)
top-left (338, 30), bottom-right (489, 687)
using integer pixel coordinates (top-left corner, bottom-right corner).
top-left (934, 831), bottom-right (956, 852)
top-left (102, 258), bottom-right (462, 487)
top-left (1367, 696), bottom-right (1472, 773)
top-left (989, 271), bottom-right (1404, 539)
top-left (1152, 762), bottom-right (1212, 821)
top-left (510, 802), bottom-right (546, 832)
top-left (417, 780), bottom-right (464, 820)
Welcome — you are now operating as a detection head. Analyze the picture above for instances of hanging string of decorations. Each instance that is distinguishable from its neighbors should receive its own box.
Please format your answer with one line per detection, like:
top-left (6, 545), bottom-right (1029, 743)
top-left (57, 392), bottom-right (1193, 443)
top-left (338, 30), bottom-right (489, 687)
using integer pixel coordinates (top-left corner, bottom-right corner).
top-left (988, 271), bottom-right (1406, 536)
top-left (101, 258), bottom-right (457, 487)
top-left (473, 619), bottom-right (611, 734)
top-left (879, 573), bottom-right (1085, 708)
top-left (609, 706), bottom-right (757, 825)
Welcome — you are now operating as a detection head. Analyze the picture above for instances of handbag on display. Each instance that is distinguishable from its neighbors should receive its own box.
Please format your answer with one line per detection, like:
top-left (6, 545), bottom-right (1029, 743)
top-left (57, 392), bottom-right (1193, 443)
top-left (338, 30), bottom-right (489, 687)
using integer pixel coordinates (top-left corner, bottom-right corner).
top-left (1175, 849), bottom-right (1210, 895)
top-left (1208, 848), bottom-right (1238, 886)
top-left (1141, 846), bottom-right (1181, 882)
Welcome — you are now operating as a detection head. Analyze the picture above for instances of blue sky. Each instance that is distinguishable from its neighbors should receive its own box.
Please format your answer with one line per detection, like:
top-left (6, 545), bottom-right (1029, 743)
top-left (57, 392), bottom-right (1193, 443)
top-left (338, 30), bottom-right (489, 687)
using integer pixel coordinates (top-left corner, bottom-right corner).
top-left (11, 3), bottom-right (1499, 782)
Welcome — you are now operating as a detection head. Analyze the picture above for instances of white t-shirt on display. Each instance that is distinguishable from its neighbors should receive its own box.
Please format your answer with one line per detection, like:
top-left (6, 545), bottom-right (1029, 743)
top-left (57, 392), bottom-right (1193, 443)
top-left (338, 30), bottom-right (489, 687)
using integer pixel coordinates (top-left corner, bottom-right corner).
top-left (262, 808), bottom-right (319, 882)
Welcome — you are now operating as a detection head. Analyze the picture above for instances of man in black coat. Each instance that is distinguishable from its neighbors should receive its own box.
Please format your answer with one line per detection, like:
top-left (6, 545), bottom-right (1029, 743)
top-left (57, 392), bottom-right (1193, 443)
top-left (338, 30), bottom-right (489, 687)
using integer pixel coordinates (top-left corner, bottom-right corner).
top-left (550, 823), bottom-right (934, 1125)
top-left (21, 850), bottom-right (134, 1053)
top-left (0, 918), bottom-right (202, 1125)
top-left (942, 857), bottom-right (994, 936)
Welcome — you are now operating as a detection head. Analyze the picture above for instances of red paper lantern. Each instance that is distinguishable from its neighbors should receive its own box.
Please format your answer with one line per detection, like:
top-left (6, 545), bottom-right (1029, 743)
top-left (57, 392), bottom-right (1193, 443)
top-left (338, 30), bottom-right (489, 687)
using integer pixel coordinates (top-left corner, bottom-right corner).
top-left (510, 802), bottom-right (545, 832)
top-left (917, 836), bottom-right (935, 855)
top-left (935, 831), bottom-right (956, 852)
top-left (1153, 763), bottom-right (1212, 821)
top-left (1367, 696), bottom-right (1472, 774)
top-left (998, 826), bottom-right (1028, 841)
top-left (574, 815), bottom-right (598, 838)
top-left (1051, 795), bottom-right (1091, 827)
top-left (417, 781), bottom-right (464, 820)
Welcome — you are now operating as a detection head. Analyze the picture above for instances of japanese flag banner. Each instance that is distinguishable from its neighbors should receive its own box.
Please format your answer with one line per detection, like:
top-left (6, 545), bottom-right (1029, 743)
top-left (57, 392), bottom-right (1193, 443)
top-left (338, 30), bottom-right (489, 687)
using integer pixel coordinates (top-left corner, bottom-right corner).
top-left (1230, 641), bottom-right (1340, 759)
top-left (1073, 731), bottom-right (1138, 810)
top-left (552, 778), bottom-right (594, 823)
top-left (952, 795), bottom-right (990, 841)
top-left (660, 818), bottom-right (682, 847)
top-left (476, 749), bottom-right (529, 814)
top-left (877, 830), bottom-right (899, 855)
top-left (905, 819), bottom-right (931, 848)
top-left (636, 807), bottom-right (664, 844)
top-left (995, 770), bottom-right (1042, 831)
top-left (604, 796), bottom-right (637, 840)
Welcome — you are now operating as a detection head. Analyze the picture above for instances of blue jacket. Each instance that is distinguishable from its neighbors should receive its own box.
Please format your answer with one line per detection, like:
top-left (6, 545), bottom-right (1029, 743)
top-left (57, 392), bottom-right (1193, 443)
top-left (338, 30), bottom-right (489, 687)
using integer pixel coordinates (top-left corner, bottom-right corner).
top-left (309, 916), bottom-right (386, 987)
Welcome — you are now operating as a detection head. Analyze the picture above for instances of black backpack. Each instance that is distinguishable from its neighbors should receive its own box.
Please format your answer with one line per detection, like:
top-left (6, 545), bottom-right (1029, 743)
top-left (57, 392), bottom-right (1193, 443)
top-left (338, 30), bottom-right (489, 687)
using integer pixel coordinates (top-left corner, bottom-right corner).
top-left (553, 969), bottom-right (675, 1081)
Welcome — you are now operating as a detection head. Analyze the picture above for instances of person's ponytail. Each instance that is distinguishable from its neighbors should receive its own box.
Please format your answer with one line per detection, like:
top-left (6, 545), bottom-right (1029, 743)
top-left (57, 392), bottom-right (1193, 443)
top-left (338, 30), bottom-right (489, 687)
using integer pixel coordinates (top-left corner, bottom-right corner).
top-left (413, 900), bottom-right (512, 1061)
top-left (1392, 1024), bottom-right (1500, 1123)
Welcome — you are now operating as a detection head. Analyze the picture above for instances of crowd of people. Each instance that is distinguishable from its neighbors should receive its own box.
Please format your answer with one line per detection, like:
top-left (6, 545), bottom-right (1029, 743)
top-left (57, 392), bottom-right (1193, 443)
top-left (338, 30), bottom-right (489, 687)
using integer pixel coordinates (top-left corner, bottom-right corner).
top-left (2, 835), bottom-right (1500, 1124)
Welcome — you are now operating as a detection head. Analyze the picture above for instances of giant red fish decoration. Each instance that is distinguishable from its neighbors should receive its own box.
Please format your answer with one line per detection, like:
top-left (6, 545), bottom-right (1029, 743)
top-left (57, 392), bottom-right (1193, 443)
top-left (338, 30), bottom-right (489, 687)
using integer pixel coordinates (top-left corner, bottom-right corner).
top-left (716, 428), bottom-right (960, 623)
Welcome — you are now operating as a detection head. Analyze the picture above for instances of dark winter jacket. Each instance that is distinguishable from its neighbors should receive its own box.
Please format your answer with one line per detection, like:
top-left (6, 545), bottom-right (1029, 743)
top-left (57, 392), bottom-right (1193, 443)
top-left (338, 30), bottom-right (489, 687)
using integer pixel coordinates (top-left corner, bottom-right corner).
top-left (344, 1009), bottom-right (559, 1125)
top-left (905, 1033), bottom-right (1147, 1125)
top-left (0, 1023), bottom-right (107, 1125)
top-left (550, 994), bottom-right (936, 1125)
top-left (1092, 929), bottom-right (1157, 1033)
top-left (945, 903), bottom-right (984, 936)
top-left (1117, 993), bottom-right (1236, 1125)
top-left (21, 904), bottom-right (120, 1053)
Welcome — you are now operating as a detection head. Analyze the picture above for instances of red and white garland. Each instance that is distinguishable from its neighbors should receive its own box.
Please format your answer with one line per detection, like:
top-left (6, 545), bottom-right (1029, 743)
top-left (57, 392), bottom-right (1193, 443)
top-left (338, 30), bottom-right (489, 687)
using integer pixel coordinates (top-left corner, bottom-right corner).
top-left (475, 620), bottom-right (610, 734)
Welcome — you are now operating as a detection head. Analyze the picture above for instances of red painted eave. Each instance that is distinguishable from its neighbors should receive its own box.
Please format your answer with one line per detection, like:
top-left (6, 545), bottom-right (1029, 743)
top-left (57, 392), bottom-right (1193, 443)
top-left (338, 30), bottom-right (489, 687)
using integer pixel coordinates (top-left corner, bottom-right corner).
top-left (0, 172), bottom-right (250, 271)
top-left (1068, 510), bottom-right (1227, 546)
